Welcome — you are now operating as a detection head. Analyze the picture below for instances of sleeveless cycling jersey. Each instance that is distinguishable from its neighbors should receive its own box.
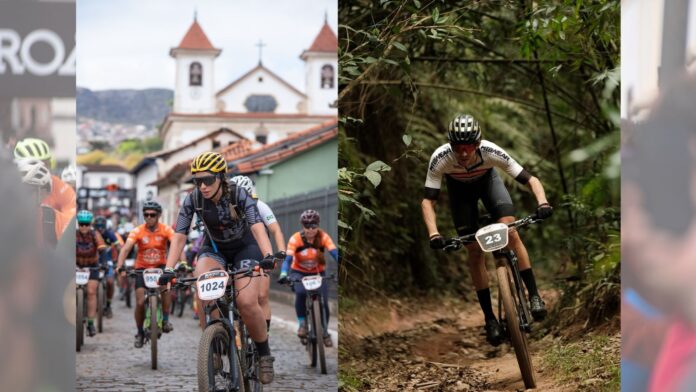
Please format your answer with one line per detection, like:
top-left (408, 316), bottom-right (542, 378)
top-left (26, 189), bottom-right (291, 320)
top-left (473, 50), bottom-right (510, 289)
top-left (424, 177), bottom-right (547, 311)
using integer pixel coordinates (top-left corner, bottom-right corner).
top-left (128, 222), bottom-right (175, 269)
top-left (287, 230), bottom-right (336, 273)
top-left (424, 140), bottom-right (531, 199)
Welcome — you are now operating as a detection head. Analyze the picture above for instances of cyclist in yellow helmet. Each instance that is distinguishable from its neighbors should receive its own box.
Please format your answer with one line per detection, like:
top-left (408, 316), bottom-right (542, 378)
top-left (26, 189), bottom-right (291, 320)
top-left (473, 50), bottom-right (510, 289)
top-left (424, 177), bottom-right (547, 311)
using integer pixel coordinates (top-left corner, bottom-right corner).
top-left (14, 138), bottom-right (56, 170)
top-left (158, 151), bottom-right (277, 384)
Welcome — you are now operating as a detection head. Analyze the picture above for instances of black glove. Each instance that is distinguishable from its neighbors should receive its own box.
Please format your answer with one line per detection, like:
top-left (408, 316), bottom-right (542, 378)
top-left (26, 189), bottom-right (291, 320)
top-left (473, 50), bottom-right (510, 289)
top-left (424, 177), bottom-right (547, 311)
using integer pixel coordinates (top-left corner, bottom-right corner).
top-left (536, 203), bottom-right (553, 219)
top-left (259, 254), bottom-right (276, 270)
top-left (158, 270), bottom-right (176, 285)
top-left (117, 266), bottom-right (126, 275)
top-left (429, 234), bottom-right (446, 249)
top-left (274, 250), bottom-right (287, 260)
top-left (277, 274), bottom-right (289, 285)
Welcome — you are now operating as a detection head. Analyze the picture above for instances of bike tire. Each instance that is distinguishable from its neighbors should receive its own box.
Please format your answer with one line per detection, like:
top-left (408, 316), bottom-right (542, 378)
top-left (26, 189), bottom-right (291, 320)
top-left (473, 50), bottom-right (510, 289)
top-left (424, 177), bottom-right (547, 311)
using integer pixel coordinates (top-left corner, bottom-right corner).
top-left (76, 287), bottom-right (84, 351)
top-left (177, 289), bottom-right (185, 318)
top-left (198, 323), bottom-right (245, 392)
top-left (125, 279), bottom-right (132, 308)
top-left (313, 298), bottom-right (327, 374)
top-left (496, 264), bottom-right (535, 389)
top-left (97, 281), bottom-right (105, 333)
top-left (240, 323), bottom-right (262, 392)
top-left (149, 295), bottom-right (158, 370)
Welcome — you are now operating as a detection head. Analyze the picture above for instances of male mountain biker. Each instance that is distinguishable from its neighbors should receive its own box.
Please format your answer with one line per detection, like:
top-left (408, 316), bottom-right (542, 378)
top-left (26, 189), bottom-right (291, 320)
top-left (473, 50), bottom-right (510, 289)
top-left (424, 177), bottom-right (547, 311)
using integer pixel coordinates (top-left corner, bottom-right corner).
top-left (278, 210), bottom-right (338, 347)
top-left (230, 175), bottom-right (287, 333)
top-left (95, 216), bottom-right (122, 319)
top-left (156, 151), bottom-right (277, 384)
top-left (116, 201), bottom-right (175, 348)
top-left (421, 114), bottom-right (553, 346)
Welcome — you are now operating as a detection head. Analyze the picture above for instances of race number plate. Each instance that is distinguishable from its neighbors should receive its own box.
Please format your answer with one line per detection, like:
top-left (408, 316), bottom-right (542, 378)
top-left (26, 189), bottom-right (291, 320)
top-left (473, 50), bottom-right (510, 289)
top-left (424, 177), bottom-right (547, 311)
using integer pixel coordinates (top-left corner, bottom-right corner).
top-left (475, 223), bottom-right (509, 252)
top-left (125, 259), bottom-right (135, 268)
top-left (197, 270), bottom-right (229, 301)
top-left (143, 268), bottom-right (163, 288)
top-left (75, 269), bottom-right (89, 285)
top-left (301, 275), bottom-right (323, 291)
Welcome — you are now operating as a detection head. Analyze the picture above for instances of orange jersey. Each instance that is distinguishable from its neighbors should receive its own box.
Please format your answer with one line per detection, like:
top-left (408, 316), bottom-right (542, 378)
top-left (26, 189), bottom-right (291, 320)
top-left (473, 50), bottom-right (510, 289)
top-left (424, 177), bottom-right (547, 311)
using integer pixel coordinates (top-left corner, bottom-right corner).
top-left (42, 176), bottom-right (76, 218)
top-left (286, 230), bottom-right (336, 273)
top-left (127, 222), bottom-right (175, 269)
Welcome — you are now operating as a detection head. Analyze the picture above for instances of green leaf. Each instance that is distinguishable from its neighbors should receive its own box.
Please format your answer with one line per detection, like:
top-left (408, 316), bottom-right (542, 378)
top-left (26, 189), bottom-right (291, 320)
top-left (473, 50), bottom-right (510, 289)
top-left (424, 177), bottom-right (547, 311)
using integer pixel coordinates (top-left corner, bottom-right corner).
top-left (402, 134), bottom-right (412, 146)
top-left (432, 8), bottom-right (440, 23)
top-left (393, 42), bottom-right (408, 53)
top-left (366, 160), bottom-right (391, 172)
top-left (364, 170), bottom-right (382, 187)
top-left (413, 0), bottom-right (421, 8)
top-left (382, 58), bottom-right (399, 66)
top-left (338, 219), bottom-right (353, 230)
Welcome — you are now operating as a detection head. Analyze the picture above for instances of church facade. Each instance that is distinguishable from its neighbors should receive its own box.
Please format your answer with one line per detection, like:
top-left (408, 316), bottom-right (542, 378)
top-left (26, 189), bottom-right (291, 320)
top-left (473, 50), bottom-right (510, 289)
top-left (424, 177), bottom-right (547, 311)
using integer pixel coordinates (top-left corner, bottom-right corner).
top-left (161, 16), bottom-right (337, 150)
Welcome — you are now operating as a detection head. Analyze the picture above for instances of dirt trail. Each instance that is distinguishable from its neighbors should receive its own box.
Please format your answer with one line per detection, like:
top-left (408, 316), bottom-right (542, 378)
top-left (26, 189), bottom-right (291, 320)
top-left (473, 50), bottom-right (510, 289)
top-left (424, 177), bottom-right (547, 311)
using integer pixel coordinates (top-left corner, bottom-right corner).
top-left (340, 290), bottom-right (600, 391)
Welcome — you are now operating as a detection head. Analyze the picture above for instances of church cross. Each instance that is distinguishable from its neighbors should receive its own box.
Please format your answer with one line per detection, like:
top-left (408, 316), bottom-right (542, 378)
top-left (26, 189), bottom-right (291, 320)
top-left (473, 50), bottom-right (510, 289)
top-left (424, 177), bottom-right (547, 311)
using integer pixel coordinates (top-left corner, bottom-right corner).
top-left (256, 40), bottom-right (266, 65)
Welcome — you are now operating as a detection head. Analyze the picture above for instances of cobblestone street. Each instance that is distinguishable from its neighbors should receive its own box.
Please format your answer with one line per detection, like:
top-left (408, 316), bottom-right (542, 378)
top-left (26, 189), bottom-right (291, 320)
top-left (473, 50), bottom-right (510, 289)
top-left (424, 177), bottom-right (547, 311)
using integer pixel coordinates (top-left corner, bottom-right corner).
top-left (76, 292), bottom-right (338, 391)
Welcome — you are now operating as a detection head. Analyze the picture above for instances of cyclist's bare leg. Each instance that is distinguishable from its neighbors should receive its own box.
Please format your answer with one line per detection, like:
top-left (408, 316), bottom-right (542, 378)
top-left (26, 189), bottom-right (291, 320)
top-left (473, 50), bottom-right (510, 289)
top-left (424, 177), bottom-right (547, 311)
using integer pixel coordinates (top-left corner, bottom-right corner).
top-left (235, 272), bottom-right (267, 342)
top-left (106, 277), bottom-right (115, 301)
top-left (466, 243), bottom-right (488, 290)
top-left (498, 216), bottom-right (531, 269)
top-left (87, 280), bottom-right (98, 318)
top-left (258, 272), bottom-right (271, 321)
top-left (135, 287), bottom-right (146, 329)
top-left (160, 286), bottom-right (171, 316)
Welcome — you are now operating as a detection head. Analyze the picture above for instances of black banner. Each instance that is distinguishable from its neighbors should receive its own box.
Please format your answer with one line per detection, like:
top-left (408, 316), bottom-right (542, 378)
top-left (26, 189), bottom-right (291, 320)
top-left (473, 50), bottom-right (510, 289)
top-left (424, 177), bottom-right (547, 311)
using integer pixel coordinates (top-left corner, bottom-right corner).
top-left (0, 2), bottom-right (75, 97)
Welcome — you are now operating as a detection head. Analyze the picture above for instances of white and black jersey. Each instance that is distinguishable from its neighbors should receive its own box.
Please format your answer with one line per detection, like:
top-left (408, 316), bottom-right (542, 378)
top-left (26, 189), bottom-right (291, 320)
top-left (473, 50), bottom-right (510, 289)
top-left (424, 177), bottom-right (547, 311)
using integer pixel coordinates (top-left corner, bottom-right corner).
top-left (256, 200), bottom-right (277, 227)
top-left (424, 140), bottom-right (531, 199)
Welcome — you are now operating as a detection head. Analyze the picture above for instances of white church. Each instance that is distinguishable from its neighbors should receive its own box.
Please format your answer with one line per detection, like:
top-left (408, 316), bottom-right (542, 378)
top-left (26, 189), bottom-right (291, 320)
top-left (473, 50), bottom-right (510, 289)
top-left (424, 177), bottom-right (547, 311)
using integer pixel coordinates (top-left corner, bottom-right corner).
top-left (160, 15), bottom-right (338, 150)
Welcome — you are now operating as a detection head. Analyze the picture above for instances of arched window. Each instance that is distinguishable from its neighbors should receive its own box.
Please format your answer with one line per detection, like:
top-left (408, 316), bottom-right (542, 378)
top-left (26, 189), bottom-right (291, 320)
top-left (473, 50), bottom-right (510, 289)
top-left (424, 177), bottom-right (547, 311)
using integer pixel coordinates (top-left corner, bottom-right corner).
top-left (190, 62), bottom-right (202, 86)
top-left (244, 95), bottom-right (278, 112)
top-left (321, 64), bottom-right (334, 89)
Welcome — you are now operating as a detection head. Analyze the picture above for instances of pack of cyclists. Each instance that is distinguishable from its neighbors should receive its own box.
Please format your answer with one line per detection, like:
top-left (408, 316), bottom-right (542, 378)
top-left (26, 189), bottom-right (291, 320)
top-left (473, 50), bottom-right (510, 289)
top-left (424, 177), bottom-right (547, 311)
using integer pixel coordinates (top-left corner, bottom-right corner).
top-left (73, 149), bottom-right (338, 385)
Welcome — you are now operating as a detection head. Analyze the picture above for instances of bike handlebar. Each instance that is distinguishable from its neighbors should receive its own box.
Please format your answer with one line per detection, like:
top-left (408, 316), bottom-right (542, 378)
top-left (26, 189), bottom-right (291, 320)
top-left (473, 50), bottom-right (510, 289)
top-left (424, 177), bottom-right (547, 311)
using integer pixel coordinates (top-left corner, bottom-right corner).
top-left (442, 214), bottom-right (544, 251)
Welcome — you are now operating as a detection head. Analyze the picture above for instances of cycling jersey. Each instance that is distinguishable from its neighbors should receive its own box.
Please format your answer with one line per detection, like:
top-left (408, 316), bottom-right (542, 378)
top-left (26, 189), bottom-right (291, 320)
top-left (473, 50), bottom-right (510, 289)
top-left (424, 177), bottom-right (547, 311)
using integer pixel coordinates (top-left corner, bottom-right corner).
top-left (424, 140), bottom-right (531, 199)
top-left (286, 230), bottom-right (336, 273)
top-left (127, 222), bottom-right (175, 269)
top-left (76, 229), bottom-right (107, 267)
top-left (175, 185), bottom-right (262, 250)
top-left (256, 200), bottom-right (277, 227)
top-left (42, 175), bottom-right (76, 218)
top-left (98, 228), bottom-right (122, 261)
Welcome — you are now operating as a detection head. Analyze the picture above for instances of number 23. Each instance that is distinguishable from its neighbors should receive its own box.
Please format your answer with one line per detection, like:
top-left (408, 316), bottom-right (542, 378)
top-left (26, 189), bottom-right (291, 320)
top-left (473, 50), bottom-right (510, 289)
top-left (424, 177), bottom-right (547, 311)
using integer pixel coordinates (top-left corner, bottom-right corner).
top-left (485, 233), bottom-right (502, 244)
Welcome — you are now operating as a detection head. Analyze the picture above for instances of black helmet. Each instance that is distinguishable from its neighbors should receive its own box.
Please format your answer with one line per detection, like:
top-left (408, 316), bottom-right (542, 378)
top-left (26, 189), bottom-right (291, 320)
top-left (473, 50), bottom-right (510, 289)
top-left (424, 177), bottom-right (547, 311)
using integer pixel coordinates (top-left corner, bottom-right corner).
top-left (448, 114), bottom-right (481, 145)
top-left (142, 200), bottom-right (162, 213)
top-left (94, 216), bottom-right (107, 229)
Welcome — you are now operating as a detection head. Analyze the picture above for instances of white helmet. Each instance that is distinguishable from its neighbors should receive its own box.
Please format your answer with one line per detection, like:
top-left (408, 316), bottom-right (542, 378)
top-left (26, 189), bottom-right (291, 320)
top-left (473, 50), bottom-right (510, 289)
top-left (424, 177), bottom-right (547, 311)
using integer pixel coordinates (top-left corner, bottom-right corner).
top-left (16, 158), bottom-right (52, 189)
top-left (230, 175), bottom-right (256, 197)
top-left (61, 164), bottom-right (77, 185)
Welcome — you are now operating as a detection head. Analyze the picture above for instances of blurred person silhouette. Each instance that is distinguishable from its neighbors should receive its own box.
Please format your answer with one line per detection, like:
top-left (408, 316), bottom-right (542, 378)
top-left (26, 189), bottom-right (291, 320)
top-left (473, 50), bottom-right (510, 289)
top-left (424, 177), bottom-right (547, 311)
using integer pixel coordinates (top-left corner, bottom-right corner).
top-left (623, 72), bottom-right (696, 392)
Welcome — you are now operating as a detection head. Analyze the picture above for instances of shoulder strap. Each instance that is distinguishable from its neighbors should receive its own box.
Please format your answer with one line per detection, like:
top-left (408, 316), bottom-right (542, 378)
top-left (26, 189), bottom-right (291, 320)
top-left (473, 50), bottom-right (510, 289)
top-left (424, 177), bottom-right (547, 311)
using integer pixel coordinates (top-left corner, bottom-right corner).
top-left (42, 207), bottom-right (57, 247)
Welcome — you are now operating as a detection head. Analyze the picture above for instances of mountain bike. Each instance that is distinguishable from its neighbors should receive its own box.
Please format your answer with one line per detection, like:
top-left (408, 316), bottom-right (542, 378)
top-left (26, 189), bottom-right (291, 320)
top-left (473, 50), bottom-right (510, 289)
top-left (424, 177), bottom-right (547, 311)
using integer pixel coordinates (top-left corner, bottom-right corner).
top-left (96, 265), bottom-right (107, 333)
top-left (131, 268), bottom-right (165, 370)
top-left (173, 263), bottom-right (193, 317)
top-left (443, 214), bottom-right (543, 389)
top-left (283, 273), bottom-right (335, 375)
top-left (122, 258), bottom-right (135, 308)
top-left (176, 264), bottom-right (263, 392)
top-left (76, 265), bottom-right (104, 351)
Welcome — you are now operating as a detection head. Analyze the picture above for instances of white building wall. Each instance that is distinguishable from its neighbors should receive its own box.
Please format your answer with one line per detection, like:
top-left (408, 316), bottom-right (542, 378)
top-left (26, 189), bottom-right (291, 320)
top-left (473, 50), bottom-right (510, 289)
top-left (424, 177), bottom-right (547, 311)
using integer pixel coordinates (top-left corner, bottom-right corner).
top-left (82, 171), bottom-right (134, 189)
top-left (217, 68), bottom-right (305, 114)
top-left (174, 53), bottom-right (217, 114)
top-left (304, 53), bottom-right (338, 115)
top-left (134, 163), bottom-right (158, 204)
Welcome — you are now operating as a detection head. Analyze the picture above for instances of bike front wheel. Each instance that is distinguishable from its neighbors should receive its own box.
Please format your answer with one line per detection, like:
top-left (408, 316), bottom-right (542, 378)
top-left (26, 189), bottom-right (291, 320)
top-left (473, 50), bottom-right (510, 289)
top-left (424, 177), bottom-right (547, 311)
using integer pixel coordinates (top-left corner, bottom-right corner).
top-left (198, 323), bottom-right (245, 392)
top-left (76, 287), bottom-right (84, 351)
top-left (312, 298), bottom-right (327, 374)
top-left (97, 281), bottom-right (105, 333)
top-left (497, 263), bottom-right (535, 388)
top-left (149, 295), bottom-right (159, 370)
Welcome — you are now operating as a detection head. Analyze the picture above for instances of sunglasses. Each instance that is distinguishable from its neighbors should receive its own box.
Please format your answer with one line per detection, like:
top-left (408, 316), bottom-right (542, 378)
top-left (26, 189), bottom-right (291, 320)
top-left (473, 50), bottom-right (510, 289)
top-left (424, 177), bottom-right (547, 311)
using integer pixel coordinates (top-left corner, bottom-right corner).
top-left (143, 213), bottom-right (158, 218)
top-left (303, 224), bottom-right (318, 229)
top-left (193, 175), bottom-right (217, 187)
top-left (78, 223), bottom-right (90, 227)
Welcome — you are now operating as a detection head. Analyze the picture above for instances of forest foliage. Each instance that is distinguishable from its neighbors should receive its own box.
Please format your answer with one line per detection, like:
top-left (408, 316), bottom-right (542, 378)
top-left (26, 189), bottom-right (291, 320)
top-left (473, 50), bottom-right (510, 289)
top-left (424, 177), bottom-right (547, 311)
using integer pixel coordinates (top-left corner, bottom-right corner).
top-left (338, 0), bottom-right (620, 312)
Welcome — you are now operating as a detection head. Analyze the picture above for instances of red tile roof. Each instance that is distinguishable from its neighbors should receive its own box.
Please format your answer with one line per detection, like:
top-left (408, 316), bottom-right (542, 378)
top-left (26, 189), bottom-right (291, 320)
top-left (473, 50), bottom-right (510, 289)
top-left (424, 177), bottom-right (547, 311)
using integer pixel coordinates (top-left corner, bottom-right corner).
top-left (307, 21), bottom-right (337, 53)
top-left (176, 19), bottom-right (217, 50)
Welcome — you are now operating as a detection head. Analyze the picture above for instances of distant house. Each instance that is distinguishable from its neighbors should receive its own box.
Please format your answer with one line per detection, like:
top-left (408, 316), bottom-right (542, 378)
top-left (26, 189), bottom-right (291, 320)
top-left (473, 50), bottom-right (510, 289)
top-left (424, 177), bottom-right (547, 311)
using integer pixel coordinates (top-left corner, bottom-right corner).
top-left (77, 164), bottom-right (135, 215)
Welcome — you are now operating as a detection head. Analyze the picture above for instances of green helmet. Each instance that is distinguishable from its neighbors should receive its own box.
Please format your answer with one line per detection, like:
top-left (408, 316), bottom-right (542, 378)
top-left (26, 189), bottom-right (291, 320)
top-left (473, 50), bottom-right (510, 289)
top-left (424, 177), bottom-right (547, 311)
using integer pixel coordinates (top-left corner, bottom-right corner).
top-left (14, 138), bottom-right (55, 169)
top-left (77, 210), bottom-right (93, 224)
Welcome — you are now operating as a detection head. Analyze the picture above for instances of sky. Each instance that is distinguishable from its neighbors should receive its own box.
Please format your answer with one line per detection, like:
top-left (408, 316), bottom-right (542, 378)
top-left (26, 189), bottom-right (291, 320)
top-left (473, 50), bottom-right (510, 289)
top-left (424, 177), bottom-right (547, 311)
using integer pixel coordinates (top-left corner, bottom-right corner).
top-left (76, 0), bottom-right (337, 92)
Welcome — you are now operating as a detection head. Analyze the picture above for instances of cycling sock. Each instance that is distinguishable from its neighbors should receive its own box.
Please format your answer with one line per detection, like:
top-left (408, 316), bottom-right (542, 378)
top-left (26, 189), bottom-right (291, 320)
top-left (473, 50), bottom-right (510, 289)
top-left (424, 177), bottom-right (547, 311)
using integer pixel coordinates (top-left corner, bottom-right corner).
top-left (137, 326), bottom-right (144, 335)
top-left (297, 316), bottom-right (305, 328)
top-left (163, 313), bottom-right (169, 322)
top-left (266, 319), bottom-right (271, 332)
top-left (520, 268), bottom-right (539, 298)
top-left (476, 288), bottom-right (496, 321)
top-left (87, 319), bottom-right (94, 326)
top-left (255, 339), bottom-right (271, 356)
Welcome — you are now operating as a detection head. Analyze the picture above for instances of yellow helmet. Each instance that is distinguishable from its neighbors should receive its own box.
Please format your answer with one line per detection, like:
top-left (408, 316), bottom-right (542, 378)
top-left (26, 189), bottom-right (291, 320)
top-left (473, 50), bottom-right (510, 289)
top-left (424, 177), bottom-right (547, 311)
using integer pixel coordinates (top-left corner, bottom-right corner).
top-left (191, 151), bottom-right (227, 174)
top-left (14, 138), bottom-right (55, 169)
